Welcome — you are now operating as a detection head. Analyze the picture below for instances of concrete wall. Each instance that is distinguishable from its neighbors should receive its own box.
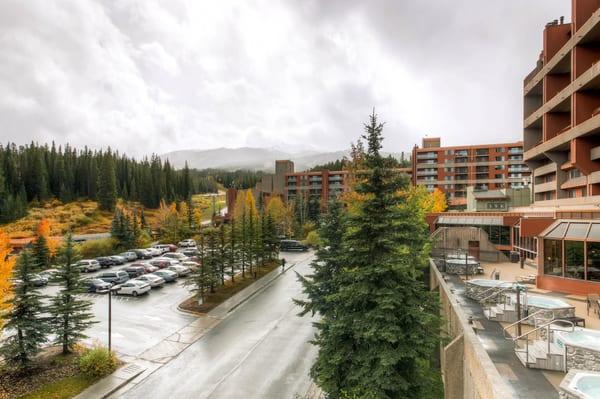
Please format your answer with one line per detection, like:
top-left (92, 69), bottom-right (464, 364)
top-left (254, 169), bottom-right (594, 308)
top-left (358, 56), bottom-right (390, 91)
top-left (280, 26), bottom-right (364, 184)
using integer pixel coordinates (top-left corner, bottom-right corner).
top-left (431, 262), bottom-right (513, 399)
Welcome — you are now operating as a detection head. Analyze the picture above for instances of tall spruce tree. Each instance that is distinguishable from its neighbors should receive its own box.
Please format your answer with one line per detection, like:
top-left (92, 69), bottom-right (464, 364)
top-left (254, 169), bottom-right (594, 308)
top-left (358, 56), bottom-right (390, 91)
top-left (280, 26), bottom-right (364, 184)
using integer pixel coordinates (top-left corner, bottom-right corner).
top-left (31, 234), bottom-right (51, 271)
top-left (0, 251), bottom-right (50, 370)
top-left (306, 112), bottom-right (441, 398)
top-left (97, 153), bottom-right (117, 211)
top-left (48, 234), bottom-right (96, 354)
top-left (296, 199), bottom-right (345, 317)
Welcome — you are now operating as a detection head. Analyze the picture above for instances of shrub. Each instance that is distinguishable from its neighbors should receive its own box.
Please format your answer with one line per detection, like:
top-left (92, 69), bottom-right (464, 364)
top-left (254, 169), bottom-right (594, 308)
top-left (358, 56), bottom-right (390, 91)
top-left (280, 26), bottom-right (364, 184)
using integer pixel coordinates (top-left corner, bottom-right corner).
top-left (76, 238), bottom-right (115, 259)
top-left (303, 230), bottom-right (323, 248)
top-left (74, 215), bottom-right (93, 227)
top-left (79, 345), bottom-right (117, 378)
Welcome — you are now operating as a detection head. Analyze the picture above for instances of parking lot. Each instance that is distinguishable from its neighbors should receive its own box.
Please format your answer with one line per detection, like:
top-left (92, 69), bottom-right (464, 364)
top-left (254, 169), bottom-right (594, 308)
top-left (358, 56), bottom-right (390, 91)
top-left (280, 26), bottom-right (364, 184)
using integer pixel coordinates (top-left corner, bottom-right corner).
top-left (37, 245), bottom-right (308, 362)
top-left (42, 274), bottom-right (196, 358)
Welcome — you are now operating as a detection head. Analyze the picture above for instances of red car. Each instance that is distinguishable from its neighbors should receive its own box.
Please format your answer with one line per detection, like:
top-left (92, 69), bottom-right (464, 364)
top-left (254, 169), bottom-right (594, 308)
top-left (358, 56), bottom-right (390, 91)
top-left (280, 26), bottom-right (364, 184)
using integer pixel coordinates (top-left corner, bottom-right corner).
top-left (131, 262), bottom-right (158, 273)
top-left (149, 260), bottom-right (171, 269)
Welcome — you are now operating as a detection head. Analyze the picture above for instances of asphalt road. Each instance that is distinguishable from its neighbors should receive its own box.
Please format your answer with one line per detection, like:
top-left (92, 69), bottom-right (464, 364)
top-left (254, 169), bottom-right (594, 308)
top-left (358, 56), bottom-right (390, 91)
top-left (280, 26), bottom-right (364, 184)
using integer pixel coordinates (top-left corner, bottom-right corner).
top-left (122, 250), bottom-right (318, 399)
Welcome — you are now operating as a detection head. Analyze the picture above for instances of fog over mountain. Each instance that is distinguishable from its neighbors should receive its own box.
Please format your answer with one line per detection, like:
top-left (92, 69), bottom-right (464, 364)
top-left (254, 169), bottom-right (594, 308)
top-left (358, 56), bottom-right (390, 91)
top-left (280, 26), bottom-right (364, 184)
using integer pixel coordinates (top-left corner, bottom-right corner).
top-left (162, 147), bottom-right (408, 171)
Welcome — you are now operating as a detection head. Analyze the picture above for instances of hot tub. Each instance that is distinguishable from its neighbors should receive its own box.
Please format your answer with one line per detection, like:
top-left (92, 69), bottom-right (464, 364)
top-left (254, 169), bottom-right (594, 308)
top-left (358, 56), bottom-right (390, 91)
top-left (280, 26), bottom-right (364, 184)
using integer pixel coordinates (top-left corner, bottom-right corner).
top-left (503, 294), bottom-right (575, 325)
top-left (560, 369), bottom-right (600, 399)
top-left (556, 329), bottom-right (600, 373)
top-left (465, 279), bottom-right (511, 301)
top-left (445, 258), bottom-right (480, 275)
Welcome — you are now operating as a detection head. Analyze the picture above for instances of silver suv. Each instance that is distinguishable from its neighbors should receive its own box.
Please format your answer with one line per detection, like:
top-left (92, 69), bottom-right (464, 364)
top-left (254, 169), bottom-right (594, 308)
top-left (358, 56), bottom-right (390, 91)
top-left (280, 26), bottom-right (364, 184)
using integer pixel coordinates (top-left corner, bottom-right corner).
top-left (76, 259), bottom-right (101, 273)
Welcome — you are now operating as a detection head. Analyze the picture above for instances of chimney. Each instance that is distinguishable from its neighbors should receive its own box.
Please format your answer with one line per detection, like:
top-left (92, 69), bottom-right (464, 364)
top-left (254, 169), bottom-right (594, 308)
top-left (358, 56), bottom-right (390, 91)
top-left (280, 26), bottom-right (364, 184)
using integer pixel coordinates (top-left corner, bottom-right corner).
top-left (560, 16), bottom-right (564, 24)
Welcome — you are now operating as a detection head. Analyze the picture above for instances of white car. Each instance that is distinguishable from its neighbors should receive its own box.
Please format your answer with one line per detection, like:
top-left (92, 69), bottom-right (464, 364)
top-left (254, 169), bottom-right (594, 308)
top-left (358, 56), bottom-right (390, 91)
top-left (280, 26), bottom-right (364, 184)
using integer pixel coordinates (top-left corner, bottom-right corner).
top-left (167, 265), bottom-right (192, 277)
top-left (152, 244), bottom-right (171, 254)
top-left (136, 274), bottom-right (165, 288)
top-left (112, 279), bottom-right (151, 297)
top-left (145, 247), bottom-right (162, 257)
top-left (163, 252), bottom-right (190, 262)
top-left (181, 261), bottom-right (200, 270)
top-left (76, 259), bottom-right (101, 273)
top-left (178, 239), bottom-right (196, 248)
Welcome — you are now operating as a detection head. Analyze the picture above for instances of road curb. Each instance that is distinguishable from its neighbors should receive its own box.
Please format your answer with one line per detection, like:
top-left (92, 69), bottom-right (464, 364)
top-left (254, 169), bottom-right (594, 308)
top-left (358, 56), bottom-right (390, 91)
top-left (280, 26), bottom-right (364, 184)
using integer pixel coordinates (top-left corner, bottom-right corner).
top-left (74, 363), bottom-right (146, 399)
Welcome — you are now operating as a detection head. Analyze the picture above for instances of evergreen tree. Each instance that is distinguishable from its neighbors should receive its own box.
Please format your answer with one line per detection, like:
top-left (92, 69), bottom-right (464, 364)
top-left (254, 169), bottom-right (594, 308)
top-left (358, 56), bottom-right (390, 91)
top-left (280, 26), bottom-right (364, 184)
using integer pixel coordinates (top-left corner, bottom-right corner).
top-left (48, 234), bottom-right (96, 354)
top-left (31, 234), bottom-right (51, 271)
top-left (0, 251), bottom-right (50, 370)
top-left (296, 199), bottom-right (345, 317)
top-left (305, 112), bottom-right (441, 398)
top-left (97, 153), bottom-right (117, 211)
top-left (228, 219), bottom-right (237, 283)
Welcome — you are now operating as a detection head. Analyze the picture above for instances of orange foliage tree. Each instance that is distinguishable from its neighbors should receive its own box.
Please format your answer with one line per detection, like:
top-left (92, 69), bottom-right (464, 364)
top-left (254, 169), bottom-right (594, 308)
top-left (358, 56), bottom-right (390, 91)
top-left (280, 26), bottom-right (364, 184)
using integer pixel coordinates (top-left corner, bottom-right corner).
top-left (0, 229), bottom-right (16, 319)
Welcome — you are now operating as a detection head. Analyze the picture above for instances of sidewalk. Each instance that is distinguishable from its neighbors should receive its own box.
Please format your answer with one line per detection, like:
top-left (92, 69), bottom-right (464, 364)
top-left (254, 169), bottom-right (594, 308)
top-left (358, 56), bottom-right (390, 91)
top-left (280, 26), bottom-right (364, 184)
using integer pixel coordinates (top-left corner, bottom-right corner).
top-left (77, 255), bottom-right (308, 399)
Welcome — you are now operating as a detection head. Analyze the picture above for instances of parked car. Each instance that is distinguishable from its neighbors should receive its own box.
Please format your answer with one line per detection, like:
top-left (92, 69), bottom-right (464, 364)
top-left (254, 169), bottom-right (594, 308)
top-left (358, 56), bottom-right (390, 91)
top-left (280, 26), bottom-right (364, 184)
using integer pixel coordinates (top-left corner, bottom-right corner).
top-left (132, 262), bottom-right (158, 273)
top-left (280, 239), bottom-right (308, 252)
top-left (181, 261), bottom-right (200, 270)
top-left (76, 259), bottom-right (101, 272)
top-left (82, 278), bottom-right (111, 294)
top-left (178, 239), bottom-right (196, 248)
top-left (38, 268), bottom-right (60, 281)
top-left (119, 252), bottom-right (137, 262)
top-left (136, 274), bottom-right (165, 288)
top-left (179, 248), bottom-right (199, 257)
top-left (149, 259), bottom-right (173, 269)
top-left (145, 247), bottom-right (162, 257)
top-left (153, 269), bottom-right (178, 282)
top-left (121, 265), bottom-right (146, 278)
top-left (109, 255), bottom-right (126, 265)
top-left (132, 249), bottom-right (152, 260)
top-left (152, 244), bottom-right (172, 254)
top-left (96, 257), bottom-right (115, 268)
top-left (30, 274), bottom-right (48, 287)
top-left (167, 264), bottom-right (191, 277)
top-left (162, 252), bottom-right (190, 262)
top-left (97, 270), bottom-right (130, 285)
top-left (112, 279), bottom-right (151, 297)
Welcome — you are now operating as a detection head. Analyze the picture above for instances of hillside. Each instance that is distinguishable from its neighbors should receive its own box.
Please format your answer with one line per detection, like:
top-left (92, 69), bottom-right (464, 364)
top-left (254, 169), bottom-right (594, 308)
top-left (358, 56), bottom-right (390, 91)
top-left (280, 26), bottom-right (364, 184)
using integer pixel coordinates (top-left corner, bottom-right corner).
top-left (162, 147), bottom-right (409, 171)
top-left (1, 194), bottom-right (225, 241)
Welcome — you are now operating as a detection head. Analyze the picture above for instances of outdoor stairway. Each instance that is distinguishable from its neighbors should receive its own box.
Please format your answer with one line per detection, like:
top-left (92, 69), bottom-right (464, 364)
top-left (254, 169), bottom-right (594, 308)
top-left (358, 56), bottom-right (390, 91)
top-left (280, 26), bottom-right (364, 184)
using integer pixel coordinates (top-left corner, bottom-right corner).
top-left (484, 304), bottom-right (517, 323)
top-left (514, 339), bottom-right (565, 371)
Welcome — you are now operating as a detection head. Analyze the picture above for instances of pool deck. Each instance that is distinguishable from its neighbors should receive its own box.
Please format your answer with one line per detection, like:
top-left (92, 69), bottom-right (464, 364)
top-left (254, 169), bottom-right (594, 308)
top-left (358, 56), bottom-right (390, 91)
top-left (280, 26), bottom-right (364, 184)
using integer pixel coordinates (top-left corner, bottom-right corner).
top-left (457, 260), bottom-right (600, 392)
top-left (445, 274), bottom-right (561, 398)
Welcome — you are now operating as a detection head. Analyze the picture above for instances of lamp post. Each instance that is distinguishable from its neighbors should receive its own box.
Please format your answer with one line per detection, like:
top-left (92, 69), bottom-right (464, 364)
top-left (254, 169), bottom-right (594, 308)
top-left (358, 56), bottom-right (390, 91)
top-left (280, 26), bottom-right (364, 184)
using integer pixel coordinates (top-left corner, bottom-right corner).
top-left (108, 288), bottom-right (112, 352)
top-left (464, 248), bottom-right (469, 281)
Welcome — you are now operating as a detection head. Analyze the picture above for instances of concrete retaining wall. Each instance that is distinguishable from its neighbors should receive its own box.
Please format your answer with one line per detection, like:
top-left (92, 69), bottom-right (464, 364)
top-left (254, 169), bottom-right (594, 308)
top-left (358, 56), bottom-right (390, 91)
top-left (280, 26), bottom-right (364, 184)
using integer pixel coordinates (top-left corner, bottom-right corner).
top-left (431, 261), bottom-right (513, 399)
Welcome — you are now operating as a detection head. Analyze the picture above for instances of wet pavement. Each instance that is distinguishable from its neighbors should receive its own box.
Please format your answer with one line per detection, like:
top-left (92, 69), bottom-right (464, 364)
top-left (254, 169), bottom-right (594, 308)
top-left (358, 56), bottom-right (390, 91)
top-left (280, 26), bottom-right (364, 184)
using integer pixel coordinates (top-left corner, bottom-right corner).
top-left (445, 274), bottom-right (559, 399)
top-left (120, 251), bottom-right (317, 399)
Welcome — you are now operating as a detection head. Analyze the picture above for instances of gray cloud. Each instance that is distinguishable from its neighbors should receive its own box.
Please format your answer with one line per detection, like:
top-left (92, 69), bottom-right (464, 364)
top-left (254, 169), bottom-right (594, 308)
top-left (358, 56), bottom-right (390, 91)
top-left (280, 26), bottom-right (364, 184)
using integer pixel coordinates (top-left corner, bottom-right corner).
top-left (0, 0), bottom-right (570, 157)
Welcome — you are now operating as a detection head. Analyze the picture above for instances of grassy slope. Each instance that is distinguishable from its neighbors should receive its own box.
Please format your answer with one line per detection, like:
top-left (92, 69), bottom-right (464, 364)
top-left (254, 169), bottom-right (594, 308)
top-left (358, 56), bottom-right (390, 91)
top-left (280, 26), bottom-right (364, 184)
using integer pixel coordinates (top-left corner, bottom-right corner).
top-left (1, 194), bottom-right (226, 240)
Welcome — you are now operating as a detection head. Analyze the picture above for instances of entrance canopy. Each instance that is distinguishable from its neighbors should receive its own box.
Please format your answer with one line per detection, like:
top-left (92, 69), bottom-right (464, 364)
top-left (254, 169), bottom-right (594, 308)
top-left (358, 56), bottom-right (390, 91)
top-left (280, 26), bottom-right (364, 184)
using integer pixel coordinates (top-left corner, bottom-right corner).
top-left (437, 216), bottom-right (503, 226)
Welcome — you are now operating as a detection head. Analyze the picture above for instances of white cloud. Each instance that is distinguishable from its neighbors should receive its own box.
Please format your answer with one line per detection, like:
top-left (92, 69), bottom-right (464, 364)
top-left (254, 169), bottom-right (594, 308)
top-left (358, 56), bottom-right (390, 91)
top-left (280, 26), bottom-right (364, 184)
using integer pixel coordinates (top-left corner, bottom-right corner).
top-left (0, 0), bottom-right (571, 157)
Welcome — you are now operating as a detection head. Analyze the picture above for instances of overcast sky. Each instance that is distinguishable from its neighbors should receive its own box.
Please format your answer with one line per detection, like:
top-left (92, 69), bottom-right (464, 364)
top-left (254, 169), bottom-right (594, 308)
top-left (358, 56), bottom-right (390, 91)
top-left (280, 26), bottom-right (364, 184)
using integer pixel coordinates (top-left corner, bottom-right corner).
top-left (0, 1), bottom-right (570, 156)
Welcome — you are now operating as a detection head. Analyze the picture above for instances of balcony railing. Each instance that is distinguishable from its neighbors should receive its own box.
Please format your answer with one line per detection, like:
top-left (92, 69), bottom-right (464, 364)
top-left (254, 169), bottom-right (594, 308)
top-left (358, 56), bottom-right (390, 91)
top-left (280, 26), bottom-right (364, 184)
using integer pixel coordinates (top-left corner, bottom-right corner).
top-left (416, 153), bottom-right (437, 160)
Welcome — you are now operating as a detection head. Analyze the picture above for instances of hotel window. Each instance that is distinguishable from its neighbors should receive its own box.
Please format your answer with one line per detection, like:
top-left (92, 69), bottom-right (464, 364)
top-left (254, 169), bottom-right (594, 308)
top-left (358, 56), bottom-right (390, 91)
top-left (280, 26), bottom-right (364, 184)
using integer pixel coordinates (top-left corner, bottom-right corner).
top-left (543, 239), bottom-right (563, 276)
top-left (587, 242), bottom-right (600, 283)
top-left (495, 156), bottom-right (505, 162)
top-left (564, 241), bottom-right (584, 280)
top-left (569, 169), bottom-right (581, 179)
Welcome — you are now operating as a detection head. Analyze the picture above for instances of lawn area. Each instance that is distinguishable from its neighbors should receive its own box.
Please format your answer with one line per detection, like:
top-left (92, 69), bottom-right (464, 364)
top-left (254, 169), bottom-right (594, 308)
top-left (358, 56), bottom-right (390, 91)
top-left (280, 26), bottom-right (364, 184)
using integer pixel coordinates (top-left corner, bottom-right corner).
top-left (191, 193), bottom-right (226, 221)
top-left (180, 260), bottom-right (279, 314)
top-left (20, 374), bottom-right (99, 399)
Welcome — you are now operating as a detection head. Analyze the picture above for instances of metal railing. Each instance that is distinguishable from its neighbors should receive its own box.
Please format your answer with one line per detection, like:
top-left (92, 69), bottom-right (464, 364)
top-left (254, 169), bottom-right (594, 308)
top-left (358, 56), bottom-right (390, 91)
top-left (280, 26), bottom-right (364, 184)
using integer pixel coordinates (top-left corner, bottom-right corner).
top-left (502, 309), bottom-right (552, 340)
top-left (510, 319), bottom-right (574, 369)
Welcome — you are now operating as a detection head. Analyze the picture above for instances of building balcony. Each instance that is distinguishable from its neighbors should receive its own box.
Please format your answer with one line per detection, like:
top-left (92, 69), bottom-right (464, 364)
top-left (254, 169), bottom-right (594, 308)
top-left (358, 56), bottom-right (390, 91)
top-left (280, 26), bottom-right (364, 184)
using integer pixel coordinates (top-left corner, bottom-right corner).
top-left (508, 148), bottom-right (523, 154)
top-left (534, 181), bottom-right (557, 194)
top-left (561, 175), bottom-right (588, 189)
top-left (591, 145), bottom-right (600, 161)
top-left (416, 170), bottom-right (438, 176)
top-left (533, 163), bottom-right (556, 177)
top-left (416, 153), bottom-right (437, 160)
top-left (508, 167), bottom-right (529, 173)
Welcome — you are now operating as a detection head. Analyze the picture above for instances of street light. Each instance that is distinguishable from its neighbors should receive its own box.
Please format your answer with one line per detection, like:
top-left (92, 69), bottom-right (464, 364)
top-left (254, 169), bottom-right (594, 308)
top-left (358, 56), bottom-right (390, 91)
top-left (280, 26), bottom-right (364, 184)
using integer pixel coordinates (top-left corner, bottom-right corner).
top-left (108, 287), bottom-right (112, 352)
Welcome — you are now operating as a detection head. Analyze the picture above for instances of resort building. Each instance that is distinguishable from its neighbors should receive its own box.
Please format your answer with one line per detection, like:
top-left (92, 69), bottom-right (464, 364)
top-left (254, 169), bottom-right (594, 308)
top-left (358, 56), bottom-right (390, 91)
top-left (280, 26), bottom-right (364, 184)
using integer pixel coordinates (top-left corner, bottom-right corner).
top-left (522, 0), bottom-right (600, 294)
top-left (411, 137), bottom-right (531, 209)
